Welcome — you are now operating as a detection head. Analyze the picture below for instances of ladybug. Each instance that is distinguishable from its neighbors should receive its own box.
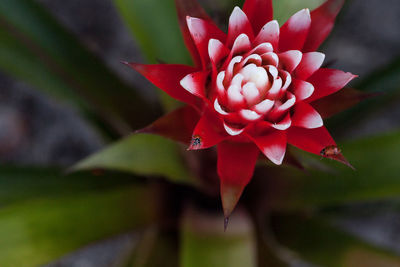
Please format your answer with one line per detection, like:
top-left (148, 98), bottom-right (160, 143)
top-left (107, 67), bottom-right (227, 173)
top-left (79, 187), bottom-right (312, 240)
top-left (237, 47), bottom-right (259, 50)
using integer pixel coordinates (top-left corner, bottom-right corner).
top-left (320, 145), bottom-right (341, 157)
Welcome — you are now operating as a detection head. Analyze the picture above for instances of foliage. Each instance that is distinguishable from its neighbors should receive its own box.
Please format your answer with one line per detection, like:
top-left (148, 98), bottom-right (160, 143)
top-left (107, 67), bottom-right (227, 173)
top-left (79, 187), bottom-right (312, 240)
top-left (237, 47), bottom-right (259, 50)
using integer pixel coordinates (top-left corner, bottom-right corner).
top-left (0, 0), bottom-right (399, 266)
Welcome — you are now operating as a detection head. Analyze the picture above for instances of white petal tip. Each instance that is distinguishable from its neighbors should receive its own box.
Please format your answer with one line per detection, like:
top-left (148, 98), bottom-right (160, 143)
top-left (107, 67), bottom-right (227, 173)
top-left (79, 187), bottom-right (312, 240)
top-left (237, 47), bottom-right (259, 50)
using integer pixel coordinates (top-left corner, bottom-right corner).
top-left (214, 99), bottom-right (229, 115)
top-left (272, 121), bottom-right (291, 131)
top-left (240, 109), bottom-right (262, 121)
top-left (270, 156), bottom-right (284, 165)
top-left (301, 8), bottom-right (311, 16)
top-left (305, 114), bottom-right (324, 129)
top-left (264, 148), bottom-right (285, 165)
top-left (223, 123), bottom-right (244, 136)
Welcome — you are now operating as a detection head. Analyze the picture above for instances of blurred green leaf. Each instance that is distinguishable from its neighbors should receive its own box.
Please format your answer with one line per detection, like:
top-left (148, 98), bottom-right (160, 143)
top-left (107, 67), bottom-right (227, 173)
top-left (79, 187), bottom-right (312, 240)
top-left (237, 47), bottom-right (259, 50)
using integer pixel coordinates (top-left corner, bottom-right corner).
top-left (0, 166), bottom-right (141, 206)
top-left (254, 131), bottom-right (400, 209)
top-left (73, 133), bottom-right (195, 185)
top-left (0, 26), bottom-right (85, 106)
top-left (113, 0), bottom-right (192, 110)
top-left (0, 185), bottom-right (155, 267)
top-left (328, 56), bottom-right (400, 135)
top-left (357, 56), bottom-right (400, 94)
top-left (0, 0), bottom-right (159, 134)
top-left (273, 215), bottom-right (400, 267)
top-left (113, 0), bottom-right (191, 65)
top-left (180, 208), bottom-right (256, 267)
top-left (123, 227), bottom-right (179, 267)
top-left (273, 0), bottom-right (324, 23)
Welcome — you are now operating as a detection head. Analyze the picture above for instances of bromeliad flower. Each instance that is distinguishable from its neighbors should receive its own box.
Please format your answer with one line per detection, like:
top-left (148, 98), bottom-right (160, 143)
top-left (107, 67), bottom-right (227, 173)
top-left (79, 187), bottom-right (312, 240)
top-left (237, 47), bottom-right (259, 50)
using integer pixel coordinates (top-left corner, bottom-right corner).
top-left (125, 0), bottom-right (357, 220)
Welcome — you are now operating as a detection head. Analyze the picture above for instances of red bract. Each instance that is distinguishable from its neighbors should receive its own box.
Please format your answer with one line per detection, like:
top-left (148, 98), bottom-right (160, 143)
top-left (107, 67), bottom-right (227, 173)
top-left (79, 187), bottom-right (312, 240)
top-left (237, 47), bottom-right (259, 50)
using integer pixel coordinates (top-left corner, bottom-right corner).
top-left (126, 0), bottom-right (358, 220)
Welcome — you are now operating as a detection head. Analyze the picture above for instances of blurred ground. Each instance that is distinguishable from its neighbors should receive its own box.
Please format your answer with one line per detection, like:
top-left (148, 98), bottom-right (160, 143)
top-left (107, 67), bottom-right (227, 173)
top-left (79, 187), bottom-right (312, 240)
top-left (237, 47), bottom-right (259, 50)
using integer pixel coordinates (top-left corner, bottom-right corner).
top-left (0, 0), bottom-right (399, 266)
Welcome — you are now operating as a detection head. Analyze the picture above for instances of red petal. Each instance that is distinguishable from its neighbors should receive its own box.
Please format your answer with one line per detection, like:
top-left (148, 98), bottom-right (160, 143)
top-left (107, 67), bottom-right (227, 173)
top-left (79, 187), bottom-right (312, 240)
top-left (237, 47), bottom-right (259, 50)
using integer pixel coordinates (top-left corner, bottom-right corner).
top-left (292, 101), bottom-right (323, 129)
top-left (271, 113), bottom-right (292, 131)
top-left (187, 17), bottom-right (227, 69)
top-left (218, 141), bottom-right (260, 217)
top-left (289, 127), bottom-right (354, 168)
top-left (291, 79), bottom-right (314, 100)
top-left (208, 39), bottom-right (230, 65)
top-left (138, 105), bottom-right (200, 144)
top-left (180, 70), bottom-right (210, 99)
top-left (175, 0), bottom-right (212, 67)
top-left (294, 52), bottom-right (325, 80)
top-left (189, 109), bottom-right (227, 150)
top-left (242, 0), bottom-right (273, 35)
top-left (279, 9), bottom-right (311, 52)
top-left (303, 0), bottom-right (345, 52)
top-left (287, 126), bottom-right (335, 155)
top-left (279, 50), bottom-right (303, 73)
top-left (253, 20), bottom-right (279, 50)
top-left (126, 63), bottom-right (200, 108)
top-left (248, 130), bottom-right (287, 165)
top-left (307, 68), bottom-right (357, 102)
top-left (227, 7), bottom-right (254, 48)
top-left (230, 34), bottom-right (252, 55)
top-left (311, 87), bottom-right (379, 119)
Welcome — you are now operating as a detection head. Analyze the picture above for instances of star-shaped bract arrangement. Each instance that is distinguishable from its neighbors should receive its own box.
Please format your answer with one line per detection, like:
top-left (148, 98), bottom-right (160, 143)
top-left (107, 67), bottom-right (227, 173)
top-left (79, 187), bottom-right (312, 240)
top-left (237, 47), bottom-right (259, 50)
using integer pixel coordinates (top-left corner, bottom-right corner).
top-left (125, 0), bottom-right (357, 223)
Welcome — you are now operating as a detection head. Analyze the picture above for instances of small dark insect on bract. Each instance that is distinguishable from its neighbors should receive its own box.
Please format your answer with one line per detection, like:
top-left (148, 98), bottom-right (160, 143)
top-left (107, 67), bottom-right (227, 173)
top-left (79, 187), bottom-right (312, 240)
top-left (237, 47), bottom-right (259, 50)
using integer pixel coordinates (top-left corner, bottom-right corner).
top-left (320, 145), bottom-right (341, 157)
top-left (191, 135), bottom-right (202, 147)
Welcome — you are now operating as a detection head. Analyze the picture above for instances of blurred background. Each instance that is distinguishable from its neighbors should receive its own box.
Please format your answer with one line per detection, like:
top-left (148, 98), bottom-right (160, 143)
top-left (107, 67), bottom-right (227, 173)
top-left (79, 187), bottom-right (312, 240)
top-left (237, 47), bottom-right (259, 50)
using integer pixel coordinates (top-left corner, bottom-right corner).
top-left (1, 0), bottom-right (400, 266)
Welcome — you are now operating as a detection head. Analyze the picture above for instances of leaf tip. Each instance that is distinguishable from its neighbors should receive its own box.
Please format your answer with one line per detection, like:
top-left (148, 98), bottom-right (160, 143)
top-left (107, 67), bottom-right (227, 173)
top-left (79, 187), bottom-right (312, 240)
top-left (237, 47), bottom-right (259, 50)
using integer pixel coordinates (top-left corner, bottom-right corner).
top-left (224, 216), bottom-right (229, 232)
top-left (220, 183), bottom-right (244, 222)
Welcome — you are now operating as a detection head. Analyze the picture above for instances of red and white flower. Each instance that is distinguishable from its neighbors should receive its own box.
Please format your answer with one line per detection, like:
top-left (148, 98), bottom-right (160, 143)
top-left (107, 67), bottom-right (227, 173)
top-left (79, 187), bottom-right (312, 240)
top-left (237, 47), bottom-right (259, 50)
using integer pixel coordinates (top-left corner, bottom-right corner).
top-left (126, 0), bottom-right (358, 218)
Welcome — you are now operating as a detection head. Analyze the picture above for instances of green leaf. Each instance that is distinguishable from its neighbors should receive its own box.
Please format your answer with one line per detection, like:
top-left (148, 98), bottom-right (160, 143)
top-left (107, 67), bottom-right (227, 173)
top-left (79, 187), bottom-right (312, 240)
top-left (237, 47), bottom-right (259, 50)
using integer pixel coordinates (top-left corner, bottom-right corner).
top-left (72, 134), bottom-right (195, 185)
top-left (328, 56), bottom-right (400, 135)
top-left (123, 227), bottom-right (179, 267)
top-left (113, 0), bottom-right (193, 110)
top-left (273, 215), bottom-right (400, 267)
top-left (0, 27), bottom-right (85, 106)
top-left (272, 0), bottom-right (324, 23)
top-left (254, 131), bottom-right (400, 209)
top-left (180, 207), bottom-right (257, 267)
top-left (113, 0), bottom-right (191, 65)
top-left (0, 0), bottom-right (159, 133)
top-left (0, 166), bottom-right (140, 206)
top-left (0, 185), bottom-right (155, 267)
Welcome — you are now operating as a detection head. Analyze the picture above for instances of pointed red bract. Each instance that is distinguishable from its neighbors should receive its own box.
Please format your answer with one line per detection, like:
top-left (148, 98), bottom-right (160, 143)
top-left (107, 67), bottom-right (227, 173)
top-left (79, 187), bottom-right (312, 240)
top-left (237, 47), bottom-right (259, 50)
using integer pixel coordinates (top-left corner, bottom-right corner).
top-left (287, 126), bottom-right (335, 155)
top-left (279, 9), bottom-right (311, 52)
top-left (227, 7), bottom-right (254, 47)
top-left (126, 63), bottom-right (200, 108)
top-left (187, 17), bottom-right (226, 69)
top-left (242, 0), bottom-right (273, 35)
top-left (307, 68), bottom-right (357, 102)
top-left (208, 39), bottom-right (230, 66)
top-left (138, 105), bottom-right (200, 145)
top-left (175, 0), bottom-right (212, 67)
top-left (294, 52), bottom-right (325, 80)
top-left (303, 0), bottom-right (345, 52)
top-left (218, 141), bottom-right (260, 217)
top-left (253, 20), bottom-right (279, 50)
top-left (291, 101), bottom-right (323, 129)
top-left (180, 70), bottom-right (210, 99)
top-left (291, 79), bottom-right (315, 100)
top-left (248, 130), bottom-right (287, 165)
top-left (279, 50), bottom-right (303, 73)
top-left (189, 108), bottom-right (227, 150)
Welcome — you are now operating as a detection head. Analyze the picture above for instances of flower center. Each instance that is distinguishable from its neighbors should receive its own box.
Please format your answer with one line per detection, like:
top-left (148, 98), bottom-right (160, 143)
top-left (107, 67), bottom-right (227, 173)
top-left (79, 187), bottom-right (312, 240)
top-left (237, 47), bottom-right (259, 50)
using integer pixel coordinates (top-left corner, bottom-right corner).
top-left (214, 41), bottom-right (294, 125)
